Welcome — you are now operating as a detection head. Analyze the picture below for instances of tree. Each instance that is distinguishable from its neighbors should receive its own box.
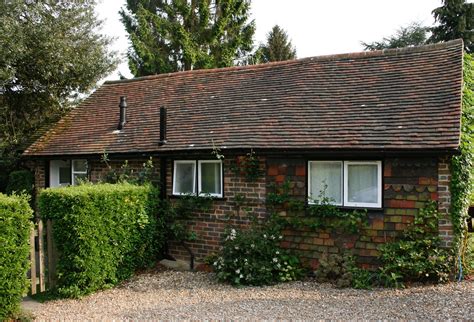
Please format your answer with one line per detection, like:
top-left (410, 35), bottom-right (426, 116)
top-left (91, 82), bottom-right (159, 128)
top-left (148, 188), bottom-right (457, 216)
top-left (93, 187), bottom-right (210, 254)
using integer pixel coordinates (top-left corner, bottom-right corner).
top-left (361, 22), bottom-right (429, 51)
top-left (258, 25), bottom-right (297, 63)
top-left (0, 1), bottom-right (117, 191)
top-left (120, 0), bottom-right (255, 76)
top-left (429, 0), bottom-right (473, 53)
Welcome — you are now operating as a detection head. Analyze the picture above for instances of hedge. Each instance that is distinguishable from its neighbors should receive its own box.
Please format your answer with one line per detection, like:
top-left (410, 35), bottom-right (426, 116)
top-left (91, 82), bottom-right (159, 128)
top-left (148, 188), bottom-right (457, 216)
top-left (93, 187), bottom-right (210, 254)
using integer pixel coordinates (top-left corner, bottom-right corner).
top-left (0, 193), bottom-right (32, 320)
top-left (39, 183), bottom-right (164, 298)
top-left (5, 170), bottom-right (34, 196)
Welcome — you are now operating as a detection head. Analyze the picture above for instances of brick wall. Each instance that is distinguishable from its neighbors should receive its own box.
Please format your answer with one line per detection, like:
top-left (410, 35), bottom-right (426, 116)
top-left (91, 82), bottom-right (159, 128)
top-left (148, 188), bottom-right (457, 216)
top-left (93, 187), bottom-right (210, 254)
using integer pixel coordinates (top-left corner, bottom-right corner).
top-left (166, 156), bottom-right (266, 261)
top-left (437, 156), bottom-right (453, 247)
top-left (30, 154), bottom-right (454, 266)
top-left (267, 157), bottom-right (440, 269)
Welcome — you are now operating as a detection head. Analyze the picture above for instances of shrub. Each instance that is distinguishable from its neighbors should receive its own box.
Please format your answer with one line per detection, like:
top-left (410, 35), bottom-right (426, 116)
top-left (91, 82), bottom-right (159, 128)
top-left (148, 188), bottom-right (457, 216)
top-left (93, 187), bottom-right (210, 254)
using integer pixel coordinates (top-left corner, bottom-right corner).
top-left (378, 201), bottom-right (453, 287)
top-left (5, 170), bottom-right (34, 196)
top-left (39, 183), bottom-right (164, 298)
top-left (213, 220), bottom-right (303, 286)
top-left (314, 253), bottom-right (373, 289)
top-left (0, 193), bottom-right (33, 320)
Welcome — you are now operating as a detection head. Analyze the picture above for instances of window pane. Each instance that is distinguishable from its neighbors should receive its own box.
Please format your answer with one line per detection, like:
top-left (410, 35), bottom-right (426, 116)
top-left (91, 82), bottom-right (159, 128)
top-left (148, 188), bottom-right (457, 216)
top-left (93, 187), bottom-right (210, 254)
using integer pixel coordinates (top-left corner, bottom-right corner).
top-left (200, 162), bottom-right (221, 195)
top-left (310, 162), bottom-right (342, 204)
top-left (59, 167), bottom-right (71, 185)
top-left (175, 162), bottom-right (195, 194)
top-left (73, 160), bottom-right (87, 172)
top-left (73, 173), bottom-right (87, 185)
top-left (347, 164), bottom-right (378, 203)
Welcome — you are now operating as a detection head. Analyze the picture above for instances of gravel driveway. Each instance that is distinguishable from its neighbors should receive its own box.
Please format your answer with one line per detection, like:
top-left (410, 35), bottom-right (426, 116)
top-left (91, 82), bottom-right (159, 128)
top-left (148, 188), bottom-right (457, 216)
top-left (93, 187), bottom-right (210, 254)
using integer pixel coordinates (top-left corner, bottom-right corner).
top-left (30, 270), bottom-right (473, 320)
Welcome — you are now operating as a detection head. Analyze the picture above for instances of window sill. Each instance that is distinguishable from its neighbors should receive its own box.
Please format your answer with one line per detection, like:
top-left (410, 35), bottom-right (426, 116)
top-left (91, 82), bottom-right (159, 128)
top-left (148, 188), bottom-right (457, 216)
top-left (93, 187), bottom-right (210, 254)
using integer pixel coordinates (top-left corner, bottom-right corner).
top-left (169, 194), bottom-right (225, 201)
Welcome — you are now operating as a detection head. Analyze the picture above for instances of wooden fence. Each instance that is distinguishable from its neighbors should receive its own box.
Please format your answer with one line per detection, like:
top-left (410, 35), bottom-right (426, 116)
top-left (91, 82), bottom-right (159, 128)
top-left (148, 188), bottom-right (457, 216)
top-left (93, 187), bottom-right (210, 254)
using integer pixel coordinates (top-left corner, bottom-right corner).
top-left (29, 219), bottom-right (57, 295)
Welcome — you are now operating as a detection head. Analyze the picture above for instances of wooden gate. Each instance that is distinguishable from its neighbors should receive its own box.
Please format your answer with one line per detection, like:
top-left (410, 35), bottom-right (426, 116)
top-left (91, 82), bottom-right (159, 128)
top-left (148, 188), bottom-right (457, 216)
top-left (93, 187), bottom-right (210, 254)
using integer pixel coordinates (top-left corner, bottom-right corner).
top-left (29, 219), bottom-right (57, 294)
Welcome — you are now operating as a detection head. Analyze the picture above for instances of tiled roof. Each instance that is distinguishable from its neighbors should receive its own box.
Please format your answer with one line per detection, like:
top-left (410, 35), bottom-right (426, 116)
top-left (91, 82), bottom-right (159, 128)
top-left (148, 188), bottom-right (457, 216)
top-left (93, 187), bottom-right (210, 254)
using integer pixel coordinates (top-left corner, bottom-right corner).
top-left (24, 40), bottom-right (463, 156)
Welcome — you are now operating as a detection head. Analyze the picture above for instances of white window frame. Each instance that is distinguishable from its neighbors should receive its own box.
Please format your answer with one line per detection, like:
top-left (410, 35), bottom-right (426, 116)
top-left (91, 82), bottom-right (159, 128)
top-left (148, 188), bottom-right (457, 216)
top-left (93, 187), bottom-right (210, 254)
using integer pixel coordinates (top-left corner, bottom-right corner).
top-left (307, 160), bottom-right (382, 208)
top-left (172, 160), bottom-right (197, 196)
top-left (198, 160), bottom-right (223, 197)
top-left (343, 161), bottom-right (382, 208)
top-left (49, 159), bottom-right (88, 188)
top-left (307, 161), bottom-right (343, 206)
top-left (71, 160), bottom-right (88, 185)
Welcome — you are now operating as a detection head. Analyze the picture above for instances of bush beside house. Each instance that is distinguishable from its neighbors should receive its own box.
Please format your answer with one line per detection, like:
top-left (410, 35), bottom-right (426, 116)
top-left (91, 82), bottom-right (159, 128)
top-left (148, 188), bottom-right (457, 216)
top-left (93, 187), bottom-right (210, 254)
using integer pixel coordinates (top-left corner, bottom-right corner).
top-left (39, 183), bottom-right (164, 298)
top-left (0, 193), bottom-right (32, 320)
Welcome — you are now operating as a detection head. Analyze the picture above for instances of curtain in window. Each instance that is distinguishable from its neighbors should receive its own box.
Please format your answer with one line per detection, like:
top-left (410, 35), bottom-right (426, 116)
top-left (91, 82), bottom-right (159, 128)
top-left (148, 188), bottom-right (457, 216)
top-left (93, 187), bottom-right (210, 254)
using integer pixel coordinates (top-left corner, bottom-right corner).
top-left (175, 163), bottom-right (195, 193)
top-left (201, 162), bottom-right (221, 195)
top-left (347, 164), bottom-right (378, 203)
top-left (310, 162), bottom-right (342, 204)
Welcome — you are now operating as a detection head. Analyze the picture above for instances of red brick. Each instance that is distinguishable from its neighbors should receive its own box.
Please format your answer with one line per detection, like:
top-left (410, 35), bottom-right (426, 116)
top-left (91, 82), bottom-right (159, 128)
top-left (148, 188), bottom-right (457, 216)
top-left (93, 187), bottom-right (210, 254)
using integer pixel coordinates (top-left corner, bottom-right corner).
top-left (275, 175), bottom-right (285, 183)
top-left (372, 218), bottom-right (384, 230)
top-left (384, 162), bottom-right (392, 177)
top-left (268, 164), bottom-right (278, 176)
top-left (419, 177), bottom-right (430, 185)
top-left (295, 165), bottom-right (306, 176)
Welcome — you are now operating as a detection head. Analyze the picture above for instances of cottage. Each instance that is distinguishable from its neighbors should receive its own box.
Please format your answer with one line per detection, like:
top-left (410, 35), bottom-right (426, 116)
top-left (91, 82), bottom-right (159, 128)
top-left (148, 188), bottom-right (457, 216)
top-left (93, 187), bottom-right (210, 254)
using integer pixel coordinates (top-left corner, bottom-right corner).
top-left (23, 40), bottom-right (464, 268)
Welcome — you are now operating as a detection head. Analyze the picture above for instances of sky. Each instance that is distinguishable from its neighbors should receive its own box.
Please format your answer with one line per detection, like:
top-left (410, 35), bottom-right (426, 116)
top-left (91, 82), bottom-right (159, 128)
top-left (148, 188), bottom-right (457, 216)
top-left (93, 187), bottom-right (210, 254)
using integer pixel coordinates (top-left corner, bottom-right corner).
top-left (95, 0), bottom-right (444, 81)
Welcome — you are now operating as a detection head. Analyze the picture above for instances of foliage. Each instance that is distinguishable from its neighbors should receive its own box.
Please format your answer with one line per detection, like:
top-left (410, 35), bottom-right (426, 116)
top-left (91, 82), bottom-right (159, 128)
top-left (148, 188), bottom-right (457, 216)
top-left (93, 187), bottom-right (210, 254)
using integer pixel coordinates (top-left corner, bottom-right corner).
top-left (213, 219), bottom-right (303, 286)
top-left (314, 253), bottom-right (373, 289)
top-left (5, 169), bottom-right (34, 196)
top-left (120, 0), bottom-right (255, 76)
top-left (378, 201), bottom-right (453, 287)
top-left (450, 53), bottom-right (474, 272)
top-left (361, 22), bottom-right (429, 51)
top-left (267, 181), bottom-right (368, 234)
top-left (0, 1), bottom-right (117, 179)
top-left (38, 183), bottom-right (164, 298)
top-left (429, 0), bottom-right (473, 52)
top-left (160, 193), bottom-right (213, 243)
top-left (258, 25), bottom-right (297, 63)
top-left (101, 153), bottom-right (157, 185)
top-left (230, 149), bottom-right (263, 182)
top-left (0, 193), bottom-right (33, 320)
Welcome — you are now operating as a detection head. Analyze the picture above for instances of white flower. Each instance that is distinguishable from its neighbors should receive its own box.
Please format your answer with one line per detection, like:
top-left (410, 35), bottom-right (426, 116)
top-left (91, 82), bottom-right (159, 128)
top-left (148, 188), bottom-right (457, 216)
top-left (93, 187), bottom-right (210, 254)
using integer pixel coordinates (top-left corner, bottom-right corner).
top-left (213, 261), bottom-right (218, 266)
top-left (240, 274), bottom-right (244, 278)
top-left (273, 258), bottom-right (278, 263)
top-left (251, 244), bottom-right (255, 248)
top-left (279, 235), bottom-right (283, 239)
top-left (275, 251), bottom-right (280, 255)
top-left (277, 263), bottom-right (281, 269)
top-left (270, 235), bottom-right (275, 240)
top-left (236, 269), bottom-right (241, 274)
top-left (244, 258), bottom-right (248, 262)
top-left (263, 234), bottom-right (267, 238)
top-left (235, 246), bottom-right (239, 250)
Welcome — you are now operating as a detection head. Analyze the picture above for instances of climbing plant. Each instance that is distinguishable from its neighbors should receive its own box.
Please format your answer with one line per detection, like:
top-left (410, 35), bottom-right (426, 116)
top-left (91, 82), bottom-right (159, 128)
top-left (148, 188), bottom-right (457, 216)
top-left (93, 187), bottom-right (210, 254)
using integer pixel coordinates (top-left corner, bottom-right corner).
top-left (450, 52), bottom-right (474, 273)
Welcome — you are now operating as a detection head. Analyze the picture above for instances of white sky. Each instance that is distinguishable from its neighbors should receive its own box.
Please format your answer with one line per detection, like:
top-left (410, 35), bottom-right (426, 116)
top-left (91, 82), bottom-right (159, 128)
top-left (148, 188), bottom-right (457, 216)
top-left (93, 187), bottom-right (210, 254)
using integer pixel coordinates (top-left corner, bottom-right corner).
top-left (96, 0), bottom-right (444, 81)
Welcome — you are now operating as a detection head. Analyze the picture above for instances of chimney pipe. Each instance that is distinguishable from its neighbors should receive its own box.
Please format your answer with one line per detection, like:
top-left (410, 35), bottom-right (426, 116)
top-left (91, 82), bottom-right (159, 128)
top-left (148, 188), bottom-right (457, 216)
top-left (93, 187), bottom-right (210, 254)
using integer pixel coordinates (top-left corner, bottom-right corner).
top-left (159, 106), bottom-right (167, 145)
top-left (118, 96), bottom-right (127, 130)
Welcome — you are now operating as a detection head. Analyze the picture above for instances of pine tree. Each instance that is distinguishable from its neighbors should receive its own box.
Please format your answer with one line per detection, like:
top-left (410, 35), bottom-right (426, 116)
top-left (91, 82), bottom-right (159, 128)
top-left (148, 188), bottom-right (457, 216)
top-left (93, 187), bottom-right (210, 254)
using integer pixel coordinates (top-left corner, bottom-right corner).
top-left (259, 25), bottom-right (297, 62)
top-left (361, 22), bottom-right (429, 51)
top-left (429, 0), bottom-right (473, 53)
top-left (120, 0), bottom-right (256, 76)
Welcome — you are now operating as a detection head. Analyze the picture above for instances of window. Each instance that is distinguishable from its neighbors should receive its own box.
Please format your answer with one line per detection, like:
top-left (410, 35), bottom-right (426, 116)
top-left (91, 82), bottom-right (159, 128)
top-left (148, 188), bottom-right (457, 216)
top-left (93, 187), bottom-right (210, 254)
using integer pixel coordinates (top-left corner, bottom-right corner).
top-left (50, 159), bottom-right (88, 188)
top-left (308, 160), bottom-right (381, 208)
top-left (173, 160), bottom-right (223, 197)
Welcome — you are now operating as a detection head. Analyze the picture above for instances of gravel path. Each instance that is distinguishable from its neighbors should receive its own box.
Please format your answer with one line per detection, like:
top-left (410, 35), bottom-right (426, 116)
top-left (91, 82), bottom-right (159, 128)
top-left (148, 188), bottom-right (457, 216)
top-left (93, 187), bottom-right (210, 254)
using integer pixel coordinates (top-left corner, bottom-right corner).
top-left (31, 270), bottom-right (473, 320)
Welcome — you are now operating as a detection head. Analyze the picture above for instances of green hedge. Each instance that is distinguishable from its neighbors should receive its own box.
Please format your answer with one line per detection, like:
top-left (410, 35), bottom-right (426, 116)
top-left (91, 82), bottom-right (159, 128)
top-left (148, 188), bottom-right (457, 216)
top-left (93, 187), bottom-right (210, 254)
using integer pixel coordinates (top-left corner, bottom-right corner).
top-left (39, 183), bottom-right (164, 298)
top-left (0, 193), bottom-right (32, 320)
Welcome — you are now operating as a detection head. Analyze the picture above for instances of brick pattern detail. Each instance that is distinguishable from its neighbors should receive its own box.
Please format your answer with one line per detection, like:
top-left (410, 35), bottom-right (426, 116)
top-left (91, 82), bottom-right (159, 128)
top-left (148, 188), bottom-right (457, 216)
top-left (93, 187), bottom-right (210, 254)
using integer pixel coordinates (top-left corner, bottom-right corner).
top-left (88, 159), bottom-right (160, 184)
top-left (267, 157), bottom-right (440, 269)
top-left (438, 156), bottom-right (453, 247)
top-left (166, 156), bottom-right (266, 261)
top-left (30, 154), bottom-right (453, 266)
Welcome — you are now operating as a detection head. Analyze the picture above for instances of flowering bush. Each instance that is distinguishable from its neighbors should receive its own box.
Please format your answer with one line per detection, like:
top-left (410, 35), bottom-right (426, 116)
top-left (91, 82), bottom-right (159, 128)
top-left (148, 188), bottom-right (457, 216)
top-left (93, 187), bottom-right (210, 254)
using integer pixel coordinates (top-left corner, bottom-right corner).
top-left (213, 225), bottom-right (303, 286)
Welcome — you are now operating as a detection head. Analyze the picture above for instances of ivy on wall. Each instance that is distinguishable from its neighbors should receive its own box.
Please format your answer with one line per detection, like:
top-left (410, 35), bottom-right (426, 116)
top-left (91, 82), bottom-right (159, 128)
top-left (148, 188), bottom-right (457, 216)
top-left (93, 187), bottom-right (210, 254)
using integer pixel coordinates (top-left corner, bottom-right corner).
top-left (450, 53), bottom-right (474, 270)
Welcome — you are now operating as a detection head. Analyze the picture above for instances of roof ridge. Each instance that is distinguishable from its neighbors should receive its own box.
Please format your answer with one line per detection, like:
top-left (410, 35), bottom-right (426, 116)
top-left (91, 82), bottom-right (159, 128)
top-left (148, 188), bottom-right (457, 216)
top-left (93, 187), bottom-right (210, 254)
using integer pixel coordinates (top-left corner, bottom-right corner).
top-left (104, 39), bottom-right (463, 85)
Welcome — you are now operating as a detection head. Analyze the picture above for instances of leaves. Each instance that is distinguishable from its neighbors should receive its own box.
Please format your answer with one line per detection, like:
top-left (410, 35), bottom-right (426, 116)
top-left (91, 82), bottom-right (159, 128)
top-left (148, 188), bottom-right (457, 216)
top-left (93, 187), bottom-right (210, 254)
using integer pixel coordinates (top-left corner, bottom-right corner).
top-left (121, 0), bottom-right (255, 76)
top-left (361, 22), bottom-right (429, 51)
top-left (258, 25), bottom-right (297, 63)
top-left (38, 183), bottom-right (163, 298)
top-left (0, 1), bottom-right (118, 189)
